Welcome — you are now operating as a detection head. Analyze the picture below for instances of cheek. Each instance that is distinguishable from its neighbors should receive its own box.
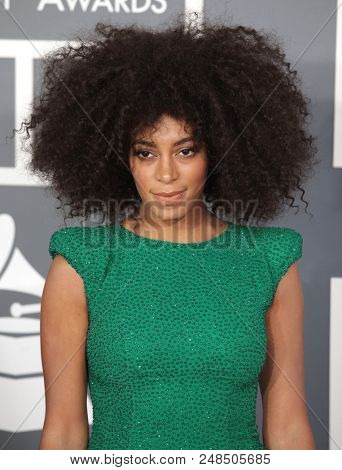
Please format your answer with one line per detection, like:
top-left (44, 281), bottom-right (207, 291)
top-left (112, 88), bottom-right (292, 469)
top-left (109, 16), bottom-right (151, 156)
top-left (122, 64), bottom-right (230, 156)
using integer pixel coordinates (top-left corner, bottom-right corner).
top-left (129, 160), bottom-right (153, 191)
top-left (194, 163), bottom-right (207, 180)
top-left (185, 157), bottom-right (208, 184)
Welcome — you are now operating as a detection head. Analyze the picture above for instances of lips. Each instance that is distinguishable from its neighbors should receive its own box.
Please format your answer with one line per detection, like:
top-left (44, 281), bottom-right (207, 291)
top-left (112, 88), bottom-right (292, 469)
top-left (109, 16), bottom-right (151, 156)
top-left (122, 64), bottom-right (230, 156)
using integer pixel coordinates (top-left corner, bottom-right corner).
top-left (152, 190), bottom-right (186, 203)
top-left (154, 190), bottom-right (185, 197)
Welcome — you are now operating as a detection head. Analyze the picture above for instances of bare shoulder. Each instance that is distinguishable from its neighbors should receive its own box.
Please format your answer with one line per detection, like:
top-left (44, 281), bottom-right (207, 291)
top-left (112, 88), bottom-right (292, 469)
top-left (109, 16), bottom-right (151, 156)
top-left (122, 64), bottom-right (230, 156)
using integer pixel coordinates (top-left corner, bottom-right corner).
top-left (41, 254), bottom-right (88, 361)
top-left (45, 253), bottom-right (87, 306)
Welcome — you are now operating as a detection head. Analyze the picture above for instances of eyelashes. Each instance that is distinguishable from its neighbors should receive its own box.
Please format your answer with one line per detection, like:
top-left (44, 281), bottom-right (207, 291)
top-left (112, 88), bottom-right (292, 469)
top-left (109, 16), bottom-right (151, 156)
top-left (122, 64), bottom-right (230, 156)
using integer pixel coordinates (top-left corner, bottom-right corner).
top-left (132, 147), bottom-right (197, 160)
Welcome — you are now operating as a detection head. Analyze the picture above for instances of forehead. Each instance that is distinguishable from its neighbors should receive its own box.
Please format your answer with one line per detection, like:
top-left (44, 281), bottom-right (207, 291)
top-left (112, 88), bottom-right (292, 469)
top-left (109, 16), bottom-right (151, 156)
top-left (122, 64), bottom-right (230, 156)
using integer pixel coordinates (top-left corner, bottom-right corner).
top-left (134, 115), bottom-right (193, 141)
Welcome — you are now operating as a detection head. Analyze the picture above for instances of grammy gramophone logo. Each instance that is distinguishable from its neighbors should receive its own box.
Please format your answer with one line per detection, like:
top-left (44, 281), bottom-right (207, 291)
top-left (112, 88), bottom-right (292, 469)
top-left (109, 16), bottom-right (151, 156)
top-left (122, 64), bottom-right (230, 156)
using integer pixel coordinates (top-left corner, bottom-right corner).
top-left (0, 213), bottom-right (92, 433)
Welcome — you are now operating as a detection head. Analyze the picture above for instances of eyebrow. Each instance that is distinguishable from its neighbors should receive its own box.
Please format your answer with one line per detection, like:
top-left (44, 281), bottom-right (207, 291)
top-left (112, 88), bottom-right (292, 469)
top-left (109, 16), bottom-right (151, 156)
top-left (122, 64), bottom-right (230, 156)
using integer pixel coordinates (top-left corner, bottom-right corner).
top-left (132, 136), bottom-right (194, 147)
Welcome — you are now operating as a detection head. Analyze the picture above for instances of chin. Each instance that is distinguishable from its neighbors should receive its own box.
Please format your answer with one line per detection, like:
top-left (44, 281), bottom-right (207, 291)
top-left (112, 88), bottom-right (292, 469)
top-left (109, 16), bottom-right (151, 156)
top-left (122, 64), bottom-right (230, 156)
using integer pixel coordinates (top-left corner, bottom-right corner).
top-left (151, 203), bottom-right (188, 221)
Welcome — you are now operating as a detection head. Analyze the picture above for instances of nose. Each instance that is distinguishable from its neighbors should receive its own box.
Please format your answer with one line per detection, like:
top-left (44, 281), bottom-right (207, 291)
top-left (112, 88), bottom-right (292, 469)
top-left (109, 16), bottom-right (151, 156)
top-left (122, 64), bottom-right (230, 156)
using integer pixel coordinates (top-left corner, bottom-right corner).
top-left (155, 154), bottom-right (178, 183)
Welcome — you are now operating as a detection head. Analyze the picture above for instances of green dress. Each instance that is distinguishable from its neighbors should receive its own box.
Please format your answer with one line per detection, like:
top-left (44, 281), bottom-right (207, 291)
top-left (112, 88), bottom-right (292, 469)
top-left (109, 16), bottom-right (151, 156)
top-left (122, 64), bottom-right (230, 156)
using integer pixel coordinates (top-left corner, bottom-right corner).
top-left (48, 222), bottom-right (303, 450)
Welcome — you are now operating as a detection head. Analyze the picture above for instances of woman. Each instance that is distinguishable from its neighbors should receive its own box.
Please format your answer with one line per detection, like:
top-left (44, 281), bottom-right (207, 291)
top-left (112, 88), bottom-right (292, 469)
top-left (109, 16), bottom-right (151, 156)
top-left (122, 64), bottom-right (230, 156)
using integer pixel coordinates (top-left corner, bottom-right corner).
top-left (22, 12), bottom-right (318, 449)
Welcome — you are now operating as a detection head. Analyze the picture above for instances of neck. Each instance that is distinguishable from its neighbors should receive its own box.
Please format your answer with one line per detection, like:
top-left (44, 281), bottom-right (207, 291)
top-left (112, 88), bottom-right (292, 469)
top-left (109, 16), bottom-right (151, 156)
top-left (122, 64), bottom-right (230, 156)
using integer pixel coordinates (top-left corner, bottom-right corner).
top-left (123, 202), bottom-right (227, 244)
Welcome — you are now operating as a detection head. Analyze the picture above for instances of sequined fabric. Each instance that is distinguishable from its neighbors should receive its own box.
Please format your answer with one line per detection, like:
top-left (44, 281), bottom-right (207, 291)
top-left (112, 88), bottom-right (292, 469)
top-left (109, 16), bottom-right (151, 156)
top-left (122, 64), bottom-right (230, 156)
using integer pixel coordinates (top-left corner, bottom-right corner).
top-left (48, 222), bottom-right (303, 450)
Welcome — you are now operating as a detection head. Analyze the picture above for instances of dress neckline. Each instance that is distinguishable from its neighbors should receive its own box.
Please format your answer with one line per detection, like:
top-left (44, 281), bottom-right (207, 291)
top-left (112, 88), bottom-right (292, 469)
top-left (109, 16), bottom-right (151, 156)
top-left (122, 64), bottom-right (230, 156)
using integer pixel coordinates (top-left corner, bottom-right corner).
top-left (116, 221), bottom-right (235, 248)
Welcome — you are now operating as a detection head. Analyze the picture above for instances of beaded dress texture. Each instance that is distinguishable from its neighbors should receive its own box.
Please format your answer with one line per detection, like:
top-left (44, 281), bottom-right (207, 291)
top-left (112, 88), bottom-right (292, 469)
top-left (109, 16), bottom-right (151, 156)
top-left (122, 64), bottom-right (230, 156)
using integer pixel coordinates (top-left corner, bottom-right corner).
top-left (48, 222), bottom-right (303, 450)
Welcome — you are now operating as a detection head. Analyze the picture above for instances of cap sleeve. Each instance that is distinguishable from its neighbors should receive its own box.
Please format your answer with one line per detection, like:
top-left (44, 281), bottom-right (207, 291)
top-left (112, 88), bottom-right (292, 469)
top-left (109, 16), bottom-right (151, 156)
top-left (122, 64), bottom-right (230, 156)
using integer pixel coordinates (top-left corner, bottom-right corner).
top-left (48, 226), bottom-right (86, 280)
top-left (267, 227), bottom-right (303, 292)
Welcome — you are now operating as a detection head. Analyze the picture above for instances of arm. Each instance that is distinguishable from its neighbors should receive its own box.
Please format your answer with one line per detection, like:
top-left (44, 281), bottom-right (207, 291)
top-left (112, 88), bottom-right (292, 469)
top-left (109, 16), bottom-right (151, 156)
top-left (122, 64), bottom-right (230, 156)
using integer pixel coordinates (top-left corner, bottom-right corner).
top-left (259, 262), bottom-right (316, 450)
top-left (39, 254), bottom-right (89, 449)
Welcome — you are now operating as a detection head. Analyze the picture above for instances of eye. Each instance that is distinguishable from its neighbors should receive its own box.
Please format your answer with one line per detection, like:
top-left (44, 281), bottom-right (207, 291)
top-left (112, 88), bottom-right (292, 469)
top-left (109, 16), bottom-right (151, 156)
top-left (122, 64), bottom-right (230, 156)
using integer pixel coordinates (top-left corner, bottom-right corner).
top-left (133, 149), bottom-right (154, 160)
top-left (132, 147), bottom-right (196, 160)
top-left (178, 147), bottom-right (196, 157)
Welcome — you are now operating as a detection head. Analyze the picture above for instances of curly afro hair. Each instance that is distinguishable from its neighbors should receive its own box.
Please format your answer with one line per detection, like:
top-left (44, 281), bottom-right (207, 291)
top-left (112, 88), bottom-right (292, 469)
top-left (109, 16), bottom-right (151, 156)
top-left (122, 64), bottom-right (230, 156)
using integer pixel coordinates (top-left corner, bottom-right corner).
top-left (17, 11), bottom-right (319, 226)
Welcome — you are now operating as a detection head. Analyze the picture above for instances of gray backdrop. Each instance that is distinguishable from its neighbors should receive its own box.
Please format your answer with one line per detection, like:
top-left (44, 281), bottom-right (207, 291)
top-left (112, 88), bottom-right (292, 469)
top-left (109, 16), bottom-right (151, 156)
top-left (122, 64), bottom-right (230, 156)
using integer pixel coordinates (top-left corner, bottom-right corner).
top-left (0, 0), bottom-right (340, 450)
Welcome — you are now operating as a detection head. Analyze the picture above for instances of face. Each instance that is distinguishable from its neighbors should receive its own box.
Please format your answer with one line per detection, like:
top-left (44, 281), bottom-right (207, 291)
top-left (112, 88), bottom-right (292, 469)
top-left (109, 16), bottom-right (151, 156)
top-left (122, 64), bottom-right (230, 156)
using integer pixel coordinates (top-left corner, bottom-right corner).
top-left (128, 114), bottom-right (208, 223)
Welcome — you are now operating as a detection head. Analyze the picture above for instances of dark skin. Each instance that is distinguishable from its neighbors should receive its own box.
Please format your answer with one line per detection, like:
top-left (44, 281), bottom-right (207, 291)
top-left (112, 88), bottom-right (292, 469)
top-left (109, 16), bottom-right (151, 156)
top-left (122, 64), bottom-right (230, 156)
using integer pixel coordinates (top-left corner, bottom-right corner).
top-left (259, 265), bottom-right (316, 449)
top-left (39, 115), bottom-right (316, 450)
top-left (124, 114), bottom-right (228, 243)
top-left (39, 253), bottom-right (89, 449)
